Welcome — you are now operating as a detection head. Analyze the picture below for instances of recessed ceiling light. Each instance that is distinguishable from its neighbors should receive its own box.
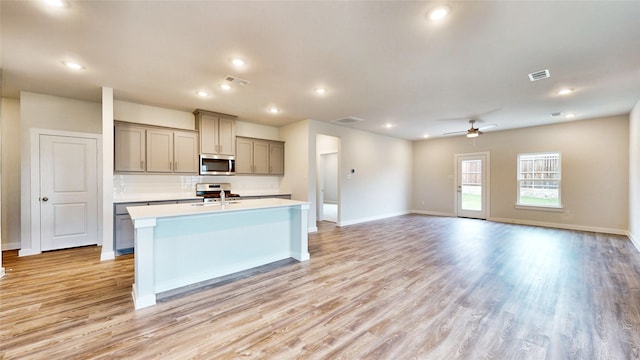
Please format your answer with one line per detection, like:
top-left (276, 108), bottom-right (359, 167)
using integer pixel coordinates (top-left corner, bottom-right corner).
top-left (558, 88), bottom-right (574, 96)
top-left (62, 61), bottom-right (84, 70)
top-left (315, 87), bottom-right (328, 95)
top-left (231, 58), bottom-right (246, 67)
top-left (220, 84), bottom-right (231, 91)
top-left (428, 6), bottom-right (450, 21)
top-left (268, 107), bottom-right (279, 114)
top-left (423, 134), bottom-right (430, 138)
top-left (565, 113), bottom-right (576, 119)
top-left (45, 0), bottom-right (69, 7)
top-left (196, 91), bottom-right (209, 97)
top-left (385, 123), bottom-right (393, 129)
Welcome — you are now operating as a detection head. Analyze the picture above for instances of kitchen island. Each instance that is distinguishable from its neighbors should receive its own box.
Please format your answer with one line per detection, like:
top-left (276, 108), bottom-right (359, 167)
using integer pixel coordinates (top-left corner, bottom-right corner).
top-left (127, 198), bottom-right (310, 309)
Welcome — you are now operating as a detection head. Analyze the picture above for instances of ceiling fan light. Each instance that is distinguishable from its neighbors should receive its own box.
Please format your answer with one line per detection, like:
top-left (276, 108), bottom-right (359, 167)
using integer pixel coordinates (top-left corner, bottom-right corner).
top-left (466, 129), bottom-right (479, 138)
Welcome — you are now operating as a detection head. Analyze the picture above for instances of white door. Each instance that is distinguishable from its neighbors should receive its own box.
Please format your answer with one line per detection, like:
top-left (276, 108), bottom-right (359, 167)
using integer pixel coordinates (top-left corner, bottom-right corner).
top-left (40, 135), bottom-right (98, 251)
top-left (456, 153), bottom-right (488, 219)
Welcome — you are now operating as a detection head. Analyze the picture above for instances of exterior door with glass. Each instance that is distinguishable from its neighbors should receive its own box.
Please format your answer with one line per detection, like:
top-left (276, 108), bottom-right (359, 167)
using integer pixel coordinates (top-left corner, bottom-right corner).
top-left (456, 153), bottom-right (489, 219)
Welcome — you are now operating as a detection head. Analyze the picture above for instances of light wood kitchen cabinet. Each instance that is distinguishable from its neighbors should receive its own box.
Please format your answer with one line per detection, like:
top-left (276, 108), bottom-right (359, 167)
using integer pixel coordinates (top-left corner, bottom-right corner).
top-left (236, 136), bottom-right (285, 175)
top-left (114, 122), bottom-right (198, 174)
top-left (114, 124), bottom-right (146, 172)
top-left (146, 128), bottom-right (173, 172)
top-left (173, 131), bottom-right (199, 173)
top-left (194, 109), bottom-right (237, 156)
top-left (269, 142), bottom-right (285, 175)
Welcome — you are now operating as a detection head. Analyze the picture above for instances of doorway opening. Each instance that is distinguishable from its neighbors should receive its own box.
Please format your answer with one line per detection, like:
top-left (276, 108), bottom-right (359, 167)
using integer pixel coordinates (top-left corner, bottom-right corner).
top-left (455, 152), bottom-right (489, 219)
top-left (316, 134), bottom-right (340, 226)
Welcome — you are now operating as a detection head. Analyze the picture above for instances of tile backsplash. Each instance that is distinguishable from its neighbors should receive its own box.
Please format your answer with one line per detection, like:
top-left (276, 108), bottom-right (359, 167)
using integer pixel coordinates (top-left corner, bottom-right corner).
top-left (113, 174), bottom-right (285, 197)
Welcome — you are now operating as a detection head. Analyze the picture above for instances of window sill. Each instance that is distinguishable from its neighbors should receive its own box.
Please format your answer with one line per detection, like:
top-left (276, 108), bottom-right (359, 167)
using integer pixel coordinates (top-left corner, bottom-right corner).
top-left (515, 204), bottom-right (564, 212)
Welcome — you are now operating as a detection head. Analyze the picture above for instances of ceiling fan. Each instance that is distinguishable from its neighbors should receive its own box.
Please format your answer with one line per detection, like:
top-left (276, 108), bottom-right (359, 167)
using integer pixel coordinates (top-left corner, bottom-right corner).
top-left (443, 119), bottom-right (497, 138)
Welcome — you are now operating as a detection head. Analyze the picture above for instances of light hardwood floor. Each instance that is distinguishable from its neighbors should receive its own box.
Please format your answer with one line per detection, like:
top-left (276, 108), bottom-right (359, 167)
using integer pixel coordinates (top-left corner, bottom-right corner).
top-left (1, 215), bottom-right (639, 359)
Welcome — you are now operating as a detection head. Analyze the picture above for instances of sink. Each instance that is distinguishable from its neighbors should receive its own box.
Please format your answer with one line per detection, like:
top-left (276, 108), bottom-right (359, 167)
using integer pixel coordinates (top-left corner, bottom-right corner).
top-left (191, 201), bottom-right (240, 207)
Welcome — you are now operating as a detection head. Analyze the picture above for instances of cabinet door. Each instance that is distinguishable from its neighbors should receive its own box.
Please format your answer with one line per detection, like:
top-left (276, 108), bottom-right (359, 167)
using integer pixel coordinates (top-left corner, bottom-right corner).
top-left (114, 124), bottom-right (146, 172)
top-left (235, 137), bottom-right (254, 174)
top-left (198, 115), bottom-right (217, 154)
top-left (174, 131), bottom-right (198, 173)
top-left (253, 140), bottom-right (270, 174)
top-left (115, 214), bottom-right (135, 251)
top-left (146, 129), bottom-right (174, 172)
top-left (269, 142), bottom-right (284, 175)
top-left (218, 118), bottom-right (236, 155)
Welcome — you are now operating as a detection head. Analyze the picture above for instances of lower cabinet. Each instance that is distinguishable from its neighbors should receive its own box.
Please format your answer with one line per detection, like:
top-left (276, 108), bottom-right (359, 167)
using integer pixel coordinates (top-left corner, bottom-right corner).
top-left (114, 199), bottom-right (202, 255)
top-left (114, 214), bottom-right (135, 253)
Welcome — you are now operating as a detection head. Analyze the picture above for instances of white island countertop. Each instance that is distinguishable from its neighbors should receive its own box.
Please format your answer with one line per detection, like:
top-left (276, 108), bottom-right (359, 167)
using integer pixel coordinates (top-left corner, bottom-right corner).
top-left (127, 198), bottom-right (309, 221)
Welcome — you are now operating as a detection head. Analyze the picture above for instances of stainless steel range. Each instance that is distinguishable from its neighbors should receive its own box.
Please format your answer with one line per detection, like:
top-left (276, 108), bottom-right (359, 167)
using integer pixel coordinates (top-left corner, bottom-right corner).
top-left (195, 183), bottom-right (241, 203)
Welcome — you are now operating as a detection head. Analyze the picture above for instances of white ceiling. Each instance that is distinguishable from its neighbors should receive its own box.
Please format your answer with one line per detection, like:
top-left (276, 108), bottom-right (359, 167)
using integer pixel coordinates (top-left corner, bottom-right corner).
top-left (2, 1), bottom-right (640, 140)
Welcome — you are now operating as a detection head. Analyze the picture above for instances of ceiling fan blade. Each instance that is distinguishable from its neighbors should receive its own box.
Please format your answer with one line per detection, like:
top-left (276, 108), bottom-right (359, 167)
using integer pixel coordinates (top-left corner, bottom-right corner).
top-left (478, 124), bottom-right (497, 131)
top-left (442, 130), bottom-right (467, 136)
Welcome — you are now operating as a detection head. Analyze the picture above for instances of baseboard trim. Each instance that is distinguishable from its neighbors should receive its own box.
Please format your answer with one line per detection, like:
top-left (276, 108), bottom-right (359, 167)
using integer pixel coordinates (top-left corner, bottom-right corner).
top-left (488, 217), bottom-right (628, 236)
top-left (1, 242), bottom-right (21, 251)
top-left (18, 248), bottom-right (41, 257)
top-left (339, 211), bottom-right (410, 227)
top-left (411, 210), bottom-right (457, 217)
top-left (308, 226), bottom-right (318, 233)
top-left (100, 251), bottom-right (115, 261)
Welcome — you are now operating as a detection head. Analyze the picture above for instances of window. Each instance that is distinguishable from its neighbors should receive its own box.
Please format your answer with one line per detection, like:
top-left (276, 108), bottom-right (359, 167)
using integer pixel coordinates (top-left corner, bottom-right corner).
top-left (517, 152), bottom-right (561, 208)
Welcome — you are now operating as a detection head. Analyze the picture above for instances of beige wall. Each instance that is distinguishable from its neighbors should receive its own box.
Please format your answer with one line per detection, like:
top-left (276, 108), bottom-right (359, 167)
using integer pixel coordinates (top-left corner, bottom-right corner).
top-left (1, 98), bottom-right (21, 249)
top-left (414, 115), bottom-right (629, 234)
top-left (630, 100), bottom-right (640, 249)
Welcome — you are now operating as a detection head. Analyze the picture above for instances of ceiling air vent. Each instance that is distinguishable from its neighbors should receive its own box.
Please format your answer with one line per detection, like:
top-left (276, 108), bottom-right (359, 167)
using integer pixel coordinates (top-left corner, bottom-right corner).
top-left (225, 75), bottom-right (250, 86)
top-left (528, 69), bottom-right (550, 82)
top-left (332, 116), bottom-right (364, 125)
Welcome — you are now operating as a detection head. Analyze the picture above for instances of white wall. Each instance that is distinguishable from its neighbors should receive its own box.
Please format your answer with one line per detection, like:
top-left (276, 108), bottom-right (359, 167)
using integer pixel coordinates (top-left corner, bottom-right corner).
top-left (281, 119), bottom-right (412, 229)
top-left (1, 98), bottom-right (21, 250)
top-left (414, 115), bottom-right (629, 234)
top-left (19, 92), bottom-right (102, 254)
top-left (629, 100), bottom-right (640, 250)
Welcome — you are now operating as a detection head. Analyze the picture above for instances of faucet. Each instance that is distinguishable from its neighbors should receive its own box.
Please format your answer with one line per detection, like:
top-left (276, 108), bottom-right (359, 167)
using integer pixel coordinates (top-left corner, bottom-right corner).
top-left (220, 190), bottom-right (226, 205)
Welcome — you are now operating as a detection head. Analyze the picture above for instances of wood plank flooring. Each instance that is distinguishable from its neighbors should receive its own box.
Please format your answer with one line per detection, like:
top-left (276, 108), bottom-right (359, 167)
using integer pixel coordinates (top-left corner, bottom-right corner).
top-left (1, 215), bottom-right (639, 359)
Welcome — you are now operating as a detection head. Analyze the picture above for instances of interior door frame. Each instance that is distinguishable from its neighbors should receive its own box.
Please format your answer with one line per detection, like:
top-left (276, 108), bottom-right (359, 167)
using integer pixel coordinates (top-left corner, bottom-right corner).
top-left (25, 129), bottom-right (103, 255)
top-left (454, 152), bottom-right (490, 219)
top-left (315, 134), bottom-right (341, 227)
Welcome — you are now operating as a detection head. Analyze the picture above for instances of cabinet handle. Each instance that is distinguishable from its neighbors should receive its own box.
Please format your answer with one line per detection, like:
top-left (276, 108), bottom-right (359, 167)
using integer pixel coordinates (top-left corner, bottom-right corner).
top-left (169, 161), bottom-right (172, 171)
top-left (174, 161), bottom-right (177, 171)
top-left (140, 161), bottom-right (144, 170)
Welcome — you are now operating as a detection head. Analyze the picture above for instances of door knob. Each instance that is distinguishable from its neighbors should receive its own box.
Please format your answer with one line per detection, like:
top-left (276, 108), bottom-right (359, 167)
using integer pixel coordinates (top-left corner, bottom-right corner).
top-left (42, 197), bottom-right (49, 202)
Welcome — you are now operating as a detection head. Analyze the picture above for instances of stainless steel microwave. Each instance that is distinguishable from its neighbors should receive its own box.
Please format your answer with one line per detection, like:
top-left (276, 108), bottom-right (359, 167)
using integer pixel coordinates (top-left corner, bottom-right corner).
top-left (199, 154), bottom-right (235, 176)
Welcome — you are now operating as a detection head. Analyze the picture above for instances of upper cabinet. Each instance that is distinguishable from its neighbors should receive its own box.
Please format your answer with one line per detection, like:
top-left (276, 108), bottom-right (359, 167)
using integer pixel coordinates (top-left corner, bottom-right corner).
top-left (114, 124), bottom-right (146, 172)
top-left (146, 128), bottom-right (174, 173)
top-left (114, 122), bottom-right (199, 174)
top-left (173, 131), bottom-right (199, 173)
top-left (194, 109), bottom-right (237, 156)
top-left (236, 136), bottom-right (285, 176)
top-left (269, 141), bottom-right (285, 175)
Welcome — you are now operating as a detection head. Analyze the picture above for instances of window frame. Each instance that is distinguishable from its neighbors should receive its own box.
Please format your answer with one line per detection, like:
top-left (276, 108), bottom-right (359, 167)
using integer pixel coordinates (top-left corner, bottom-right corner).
top-left (516, 152), bottom-right (563, 209)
